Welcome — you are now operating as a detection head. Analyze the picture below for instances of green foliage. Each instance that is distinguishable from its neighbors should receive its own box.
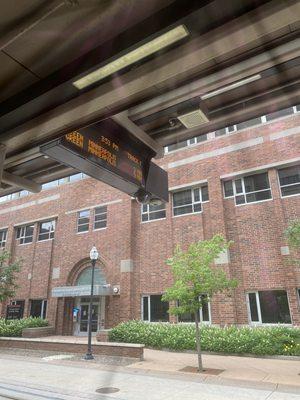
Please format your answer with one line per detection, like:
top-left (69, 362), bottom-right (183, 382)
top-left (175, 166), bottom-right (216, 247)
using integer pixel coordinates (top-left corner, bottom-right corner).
top-left (284, 220), bottom-right (300, 266)
top-left (0, 317), bottom-right (48, 337)
top-left (109, 321), bottom-right (300, 356)
top-left (285, 220), bottom-right (300, 249)
top-left (0, 251), bottom-right (21, 302)
top-left (162, 235), bottom-right (238, 316)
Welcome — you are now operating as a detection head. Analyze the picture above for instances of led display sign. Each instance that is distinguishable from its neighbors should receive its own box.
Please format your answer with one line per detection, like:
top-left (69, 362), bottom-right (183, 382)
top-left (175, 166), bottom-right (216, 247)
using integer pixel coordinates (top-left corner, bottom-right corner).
top-left (40, 119), bottom-right (168, 202)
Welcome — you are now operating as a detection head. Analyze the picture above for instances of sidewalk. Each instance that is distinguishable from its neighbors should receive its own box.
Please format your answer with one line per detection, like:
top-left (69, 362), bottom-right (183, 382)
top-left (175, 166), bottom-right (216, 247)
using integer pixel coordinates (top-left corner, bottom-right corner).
top-left (2, 335), bottom-right (300, 390)
top-left (128, 348), bottom-right (300, 388)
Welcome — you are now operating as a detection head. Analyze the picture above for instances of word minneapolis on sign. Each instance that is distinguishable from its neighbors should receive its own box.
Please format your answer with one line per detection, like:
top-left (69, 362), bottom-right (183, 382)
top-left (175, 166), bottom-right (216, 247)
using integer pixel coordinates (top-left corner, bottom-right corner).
top-left (41, 119), bottom-right (168, 203)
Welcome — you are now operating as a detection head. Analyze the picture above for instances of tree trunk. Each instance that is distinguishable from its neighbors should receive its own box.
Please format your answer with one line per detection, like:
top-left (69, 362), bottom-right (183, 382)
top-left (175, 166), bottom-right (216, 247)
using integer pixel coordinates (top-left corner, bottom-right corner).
top-left (194, 310), bottom-right (203, 372)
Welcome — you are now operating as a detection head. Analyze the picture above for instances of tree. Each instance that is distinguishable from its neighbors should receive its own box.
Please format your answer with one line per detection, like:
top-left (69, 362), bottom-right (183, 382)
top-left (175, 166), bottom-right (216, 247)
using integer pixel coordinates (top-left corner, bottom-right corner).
top-left (0, 250), bottom-right (21, 302)
top-left (162, 234), bottom-right (238, 372)
top-left (285, 220), bottom-right (300, 249)
top-left (285, 220), bottom-right (300, 266)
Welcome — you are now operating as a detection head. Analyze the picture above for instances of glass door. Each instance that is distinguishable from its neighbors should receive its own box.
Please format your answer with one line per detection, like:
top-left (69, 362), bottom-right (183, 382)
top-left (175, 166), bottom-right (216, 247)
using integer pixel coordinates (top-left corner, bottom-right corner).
top-left (73, 297), bottom-right (104, 336)
top-left (79, 303), bottom-right (99, 333)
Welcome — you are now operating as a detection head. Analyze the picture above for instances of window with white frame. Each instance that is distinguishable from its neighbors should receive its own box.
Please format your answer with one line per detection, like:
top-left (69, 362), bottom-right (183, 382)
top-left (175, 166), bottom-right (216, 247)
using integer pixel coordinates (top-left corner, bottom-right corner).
top-left (247, 290), bottom-right (291, 324)
top-left (38, 220), bottom-right (55, 241)
top-left (178, 294), bottom-right (211, 323)
top-left (172, 185), bottom-right (209, 216)
top-left (77, 210), bottom-right (90, 233)
top-left (278, 165), bottom-right (300, 197)
top-left (93, 206), bottom-right (107, 230)
top-left (69, 173), bottom-right (83, 182)
top-left (16, 224), bottom-right (34, 244)
top-left (164, 134), bottom-right (208, 153)
top-left (227, 124), bottom-right (237, 133)
top-left (141, 203), bottom-right (166, 222)
top-left (223, 172), bottom-right (271, 205)
top-left (0, 229), bottom-right (7, 248)
top-left (30, 299), bottom-right (47, 319)
top-left (41, 180), bottom-right (58, 190)
top-left (142, 295), bottom-right (169, 322)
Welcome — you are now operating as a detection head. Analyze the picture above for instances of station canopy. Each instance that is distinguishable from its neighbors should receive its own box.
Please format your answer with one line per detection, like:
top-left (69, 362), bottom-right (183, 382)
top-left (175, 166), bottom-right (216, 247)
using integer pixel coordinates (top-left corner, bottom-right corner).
top-left (0, 0), bottom-right (299, 197)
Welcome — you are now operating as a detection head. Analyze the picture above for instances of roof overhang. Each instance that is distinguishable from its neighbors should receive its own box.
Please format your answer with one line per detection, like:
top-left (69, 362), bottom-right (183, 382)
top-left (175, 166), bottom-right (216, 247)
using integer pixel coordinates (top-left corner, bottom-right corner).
top-left (0, 0), bottom-right (299, 196)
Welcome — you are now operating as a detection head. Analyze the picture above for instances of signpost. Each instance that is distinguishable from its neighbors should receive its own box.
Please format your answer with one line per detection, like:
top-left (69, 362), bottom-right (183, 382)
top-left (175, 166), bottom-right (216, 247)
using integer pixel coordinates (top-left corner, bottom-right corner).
top-left (40, 119), bottom-right (168, 203)
top-left (6, 304), bottom-right (23, 320)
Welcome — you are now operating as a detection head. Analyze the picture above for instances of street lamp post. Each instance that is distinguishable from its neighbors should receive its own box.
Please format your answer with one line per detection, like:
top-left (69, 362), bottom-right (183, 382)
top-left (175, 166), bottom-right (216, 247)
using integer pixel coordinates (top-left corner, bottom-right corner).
top-left (85, 245), bottom-right (99, 360)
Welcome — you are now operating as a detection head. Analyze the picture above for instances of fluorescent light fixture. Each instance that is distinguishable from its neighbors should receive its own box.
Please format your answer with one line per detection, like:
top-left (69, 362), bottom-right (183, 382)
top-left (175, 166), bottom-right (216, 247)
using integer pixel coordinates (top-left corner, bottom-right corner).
top-left (201, 74), bottom-right (262, 100)
top-left (73, 25), bottom-right (189, 90)
top-left (177, 109), bottom-right (209, 128)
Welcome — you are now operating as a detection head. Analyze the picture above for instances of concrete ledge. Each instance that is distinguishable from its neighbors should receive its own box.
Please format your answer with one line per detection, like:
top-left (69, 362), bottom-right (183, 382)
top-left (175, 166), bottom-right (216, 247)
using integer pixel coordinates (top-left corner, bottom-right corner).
top-left (22, 326), bottom-right (55, 338)
top-left (96, 330), bottom-right (110, 342)
top-left (0, 337), bottom-right (144, 360)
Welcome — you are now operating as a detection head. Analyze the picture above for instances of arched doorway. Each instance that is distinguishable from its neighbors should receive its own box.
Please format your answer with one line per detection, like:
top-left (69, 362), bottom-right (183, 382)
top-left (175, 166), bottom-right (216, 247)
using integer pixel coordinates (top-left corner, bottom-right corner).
top-left (73, 266), bottom-right (107, 336)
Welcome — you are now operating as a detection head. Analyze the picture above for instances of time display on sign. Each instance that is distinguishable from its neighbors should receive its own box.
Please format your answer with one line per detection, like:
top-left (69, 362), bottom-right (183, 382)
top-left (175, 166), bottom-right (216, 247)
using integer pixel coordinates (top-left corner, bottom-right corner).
top-left (61, 120), bottom-right (153, 187)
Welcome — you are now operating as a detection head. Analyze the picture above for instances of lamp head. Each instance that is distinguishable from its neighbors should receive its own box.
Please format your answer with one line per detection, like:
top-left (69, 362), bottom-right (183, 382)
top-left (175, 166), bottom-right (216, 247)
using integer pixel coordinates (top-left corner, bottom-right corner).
top-left (90, 245), bottom-right (99, 260)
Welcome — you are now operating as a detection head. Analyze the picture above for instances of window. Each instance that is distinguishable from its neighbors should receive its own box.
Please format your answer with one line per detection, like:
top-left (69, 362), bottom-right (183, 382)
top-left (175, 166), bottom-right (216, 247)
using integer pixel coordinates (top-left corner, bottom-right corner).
top-left (236, 117), bottom-right (262, 131)
top-left (173, 185), bottom-right (208, 216)
top-left (141, 203), bottom-right (166, 222)
top-left (223, 172), bottom-right (271, 205)
top-left (278, 165), bottom-right (300, 197)
top-left (77, 210), bottom-right (90, 233)
top-left (94, 206), bottom-right (107, 230)
top-left (247, 291), bottom-right (291, 324)
top-left (178, 295), bottom-right (211, 323)
top-left (142, 295), bottom-right (169, 322)
top-left (30, 299), bottom-right (47, 319)
top-left (42, 180), bottom-right (58, 190)
top-left (76, 267), bottom-right (106, 286)
top-left (0, 229), bottom-right (7, 248)
top-left (195, 134), bottom-right (207, 143)
top-left (38, 220), bottom-right (55, 241)
top-left (215, 128), bottom-right (226, 137)
top-left (227, 125), bottom-right (237, 133)
top-left (58, 177), bottom-right (70, 185)
top-left (11, 192), bottom-right (20, 200)
top-left (69, 173), bottom-right (83, 182)
top-left (223, 180), bottom-right (234, 197)
top-left (16, 224), bottom-right (34, 244)
top-left (265, 107), bottom-right (294, 121)
top-left (165, 134), bottom-right (208, 153)
top-left (19, 190), bottom-right (29, 198)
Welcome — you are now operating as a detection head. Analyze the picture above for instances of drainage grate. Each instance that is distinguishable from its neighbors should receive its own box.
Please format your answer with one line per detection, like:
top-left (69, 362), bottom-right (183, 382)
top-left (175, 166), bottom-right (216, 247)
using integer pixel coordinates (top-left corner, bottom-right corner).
top-left (96, 387), bottom-right (120, 394)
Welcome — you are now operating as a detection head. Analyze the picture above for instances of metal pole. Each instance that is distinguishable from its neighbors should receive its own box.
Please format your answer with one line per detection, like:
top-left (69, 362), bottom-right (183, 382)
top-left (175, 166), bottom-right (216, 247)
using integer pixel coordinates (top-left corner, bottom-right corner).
top-left (85, 259), bottom-right (95, 360)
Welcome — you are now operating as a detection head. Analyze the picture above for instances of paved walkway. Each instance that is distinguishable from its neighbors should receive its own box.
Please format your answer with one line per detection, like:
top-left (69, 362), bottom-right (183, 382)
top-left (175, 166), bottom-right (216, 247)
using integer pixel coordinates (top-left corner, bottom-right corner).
top-left (18, 336), bottom-right (300, 388)
top-left (131, 349), bottom-right (300, 388)
top-left (0, 353), bottom-right (300, 400)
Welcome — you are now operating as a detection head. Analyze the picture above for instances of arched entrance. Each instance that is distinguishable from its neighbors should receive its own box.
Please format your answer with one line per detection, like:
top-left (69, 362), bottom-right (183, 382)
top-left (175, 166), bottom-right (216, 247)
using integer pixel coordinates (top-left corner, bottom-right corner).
top-left (52, 259), bottom-right (113, 336)
top-left (73, 266), bottom-right (106, 336)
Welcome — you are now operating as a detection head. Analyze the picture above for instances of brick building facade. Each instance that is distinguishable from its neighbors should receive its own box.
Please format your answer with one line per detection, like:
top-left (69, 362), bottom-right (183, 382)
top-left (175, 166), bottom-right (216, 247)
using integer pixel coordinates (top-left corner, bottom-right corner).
top-left (0, 106), bottom-right (299, 334)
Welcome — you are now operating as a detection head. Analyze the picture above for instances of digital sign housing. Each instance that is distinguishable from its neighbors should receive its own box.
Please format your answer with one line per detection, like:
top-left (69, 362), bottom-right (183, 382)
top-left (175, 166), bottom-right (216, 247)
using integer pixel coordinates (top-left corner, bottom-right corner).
top-left (40, 119), bottom-right (168, 202)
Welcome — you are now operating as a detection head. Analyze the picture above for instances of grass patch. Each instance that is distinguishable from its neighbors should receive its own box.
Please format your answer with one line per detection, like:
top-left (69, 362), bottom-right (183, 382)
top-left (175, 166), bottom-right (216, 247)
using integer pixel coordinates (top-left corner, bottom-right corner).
top-left (109, 320), bottom-right (300, 356)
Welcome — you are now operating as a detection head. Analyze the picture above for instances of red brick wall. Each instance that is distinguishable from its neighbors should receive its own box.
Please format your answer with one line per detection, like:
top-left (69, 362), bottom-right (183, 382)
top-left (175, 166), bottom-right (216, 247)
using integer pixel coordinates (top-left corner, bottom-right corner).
top-left (0, 113), bottom-right (299, 328)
